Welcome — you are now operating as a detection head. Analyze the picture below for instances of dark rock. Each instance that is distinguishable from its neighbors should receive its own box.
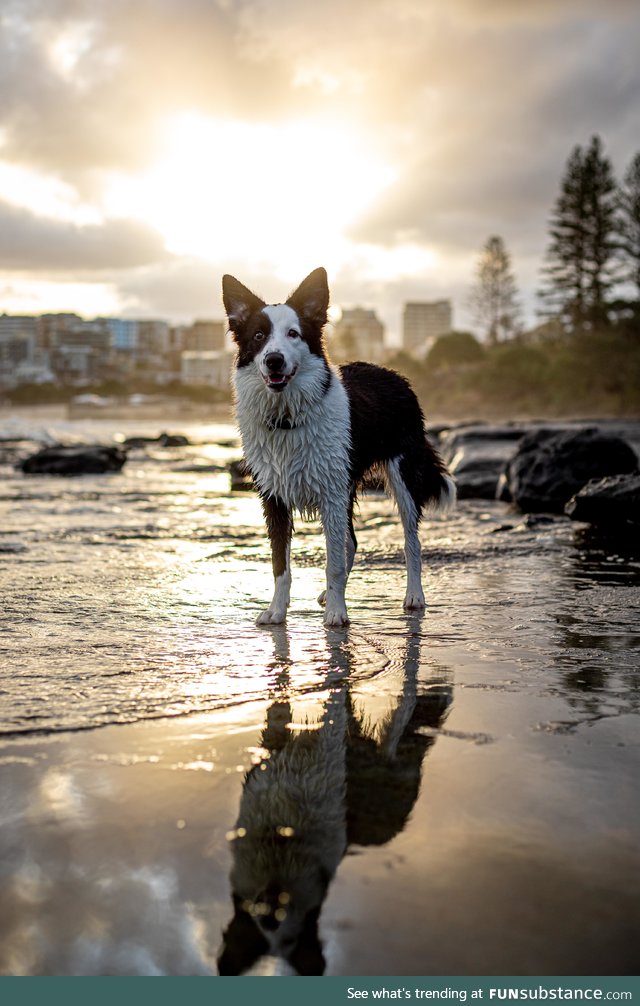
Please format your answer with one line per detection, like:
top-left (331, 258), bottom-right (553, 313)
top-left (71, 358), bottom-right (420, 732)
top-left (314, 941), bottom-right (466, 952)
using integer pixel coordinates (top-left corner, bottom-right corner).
top-left (20, 445), bottom-right (127, 476)
top-left (452, 456), bottom-right (508, 500)
top-left (121, 435), bottom-right (156, 449)
top-left (121, 432), bottom-right (190, 450)
top-left (229, 458), bottom-right (253, 491)
top-left (504, 428), bottom-right (638, 513)
top-left (439, 425), bottom-right (527, 500)
top-left (171, 463), bottom-right (226, 474)
top-left (158, 432), bottom-right (190, 447)
top-left (440, 424), bottom-right (526, 449)
top-left (565, 472), bottom-right (640, 526)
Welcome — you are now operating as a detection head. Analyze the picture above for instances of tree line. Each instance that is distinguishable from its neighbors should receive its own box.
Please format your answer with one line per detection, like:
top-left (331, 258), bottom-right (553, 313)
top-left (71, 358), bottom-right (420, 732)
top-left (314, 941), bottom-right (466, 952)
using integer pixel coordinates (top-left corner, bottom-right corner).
top-left (386, 137), bottom-right (640, 417)
top-left (471, 135), bottom-right (640, 342)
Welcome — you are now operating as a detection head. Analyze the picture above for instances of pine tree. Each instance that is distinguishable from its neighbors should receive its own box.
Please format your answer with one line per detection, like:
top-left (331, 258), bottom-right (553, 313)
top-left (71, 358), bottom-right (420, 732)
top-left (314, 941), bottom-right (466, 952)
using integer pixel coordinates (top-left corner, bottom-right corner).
top-left (540, 135), bottom-right (621, 331)
top-left (618, 151), bottom-right (640, 302)
top-left (470, 235), bottom-right (521, 344)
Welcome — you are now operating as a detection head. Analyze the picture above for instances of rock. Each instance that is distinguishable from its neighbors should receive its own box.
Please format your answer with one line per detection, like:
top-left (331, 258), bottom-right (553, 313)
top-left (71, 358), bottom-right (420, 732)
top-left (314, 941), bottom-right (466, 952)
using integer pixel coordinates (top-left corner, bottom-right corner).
top-left (451, 456), bottom-right (508, 500)
top-left (439, 425), bottom-right (527, 500)
top-left (171, 463), bottom-right (226, 474)
top-left (121, 432), bottom-right (190, 450)
top-left (20, 445), bottom-right (127, 476)
top-left (503, 428), bottom-right (638, 513)
top-left (440, 424), bottom-right (526, 449)
top-left (158, 432), bottom-right (190, 447)
top-left (565, 472), bottom-right (640, 526)
top-left (120, 436), bottom-right (154, 450)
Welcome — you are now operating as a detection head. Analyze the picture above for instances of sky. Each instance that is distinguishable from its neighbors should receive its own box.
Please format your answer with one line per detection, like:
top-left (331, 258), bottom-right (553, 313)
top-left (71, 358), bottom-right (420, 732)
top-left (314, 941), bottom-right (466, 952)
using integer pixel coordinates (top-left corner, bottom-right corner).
top-left (1, 0), bottom-right (639, 342)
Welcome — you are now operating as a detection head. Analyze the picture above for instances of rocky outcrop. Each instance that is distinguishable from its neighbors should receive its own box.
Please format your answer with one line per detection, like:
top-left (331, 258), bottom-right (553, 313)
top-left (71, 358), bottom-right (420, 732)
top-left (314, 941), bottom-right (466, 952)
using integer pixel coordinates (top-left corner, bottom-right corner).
top-left (502, 428), bottom-right (638, 513)
top-left (438, 424), bottom-right (525, 500)
top-left (565, 472), bottom-right (640, 526)
top-left (20, 445), bottom-right (127, 476)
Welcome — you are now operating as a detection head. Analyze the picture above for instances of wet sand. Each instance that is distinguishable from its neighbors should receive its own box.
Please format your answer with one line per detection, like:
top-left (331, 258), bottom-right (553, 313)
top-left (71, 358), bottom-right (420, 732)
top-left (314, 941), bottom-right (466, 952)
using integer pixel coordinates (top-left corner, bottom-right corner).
top-left (1, 417), bottom-right (639, 975)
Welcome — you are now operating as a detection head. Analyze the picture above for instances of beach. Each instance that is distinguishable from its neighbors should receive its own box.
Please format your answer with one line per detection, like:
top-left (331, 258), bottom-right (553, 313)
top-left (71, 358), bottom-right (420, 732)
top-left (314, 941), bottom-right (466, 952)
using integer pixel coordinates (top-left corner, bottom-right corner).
top-left (1, 411), bottom-right (639, 975)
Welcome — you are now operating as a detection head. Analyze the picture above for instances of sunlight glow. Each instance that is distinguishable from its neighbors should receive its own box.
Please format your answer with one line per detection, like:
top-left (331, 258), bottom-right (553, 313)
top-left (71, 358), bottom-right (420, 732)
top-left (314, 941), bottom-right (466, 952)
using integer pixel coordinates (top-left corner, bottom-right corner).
top-left (48, 22), bottom-right (95, 80)
top-left (348, 242), bottom-right (438, 279)
top-left (0, 160), bottom-right (102, 226)
top-left (0, 278), bottom-right (122, 316)
top-left (103, 113), bottom-right (397, 273)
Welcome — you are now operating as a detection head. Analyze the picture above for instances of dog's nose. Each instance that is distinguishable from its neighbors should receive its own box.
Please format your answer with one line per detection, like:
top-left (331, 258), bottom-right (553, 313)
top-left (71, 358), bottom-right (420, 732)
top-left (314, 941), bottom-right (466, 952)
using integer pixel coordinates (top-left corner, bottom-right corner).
top-left (265, 352), bottom-right (285, 372)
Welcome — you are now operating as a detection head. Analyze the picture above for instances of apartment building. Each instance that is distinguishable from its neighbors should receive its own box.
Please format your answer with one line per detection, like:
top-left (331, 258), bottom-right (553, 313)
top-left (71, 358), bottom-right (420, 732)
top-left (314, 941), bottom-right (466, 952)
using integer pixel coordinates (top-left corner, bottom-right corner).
top-left (402, 300), bottom-right (452, 355)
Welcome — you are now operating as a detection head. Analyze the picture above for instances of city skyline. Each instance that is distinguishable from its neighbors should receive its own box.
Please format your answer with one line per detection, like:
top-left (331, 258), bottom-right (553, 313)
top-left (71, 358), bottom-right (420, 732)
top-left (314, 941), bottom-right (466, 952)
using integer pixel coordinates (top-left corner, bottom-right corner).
top-left (1, 2), bottom-right (639, 341)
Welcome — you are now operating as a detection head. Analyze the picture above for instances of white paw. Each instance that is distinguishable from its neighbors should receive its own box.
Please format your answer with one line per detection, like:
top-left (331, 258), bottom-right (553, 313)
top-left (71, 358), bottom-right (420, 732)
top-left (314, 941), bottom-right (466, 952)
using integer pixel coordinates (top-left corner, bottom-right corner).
top-left (403, 592), bottom-right (426, 611)
top-left (256, 608), bottom-right (286, 625)
top-left (317, 589), bottom-right (327, 607)
top-left (324, 606), bottom-right (349, 627)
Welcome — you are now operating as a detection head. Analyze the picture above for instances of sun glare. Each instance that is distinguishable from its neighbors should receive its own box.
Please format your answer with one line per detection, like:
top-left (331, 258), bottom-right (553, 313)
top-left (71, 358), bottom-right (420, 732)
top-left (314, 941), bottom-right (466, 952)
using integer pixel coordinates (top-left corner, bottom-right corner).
top-left (0, 279), bottom-right (122, 317)
top-left (48, 22), bottom-right (95, 80)
top-left (0, 161), bottom-right (102, 226)
top-left (103, 113), bottom-right (397, 275)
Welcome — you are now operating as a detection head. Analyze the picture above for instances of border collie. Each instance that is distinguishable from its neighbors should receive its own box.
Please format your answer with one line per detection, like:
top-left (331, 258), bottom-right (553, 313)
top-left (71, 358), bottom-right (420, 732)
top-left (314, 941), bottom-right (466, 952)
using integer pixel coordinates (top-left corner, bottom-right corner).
top-left (222, 267), bottom-right (455, 627)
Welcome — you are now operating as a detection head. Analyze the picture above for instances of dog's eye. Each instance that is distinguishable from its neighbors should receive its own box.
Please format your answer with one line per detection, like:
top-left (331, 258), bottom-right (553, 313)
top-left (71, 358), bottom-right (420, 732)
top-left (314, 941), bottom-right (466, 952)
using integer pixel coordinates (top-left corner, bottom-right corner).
top-left (287, 329), bottom-right (299, 339)
top-left (254, 331), bottom-right (267, 343)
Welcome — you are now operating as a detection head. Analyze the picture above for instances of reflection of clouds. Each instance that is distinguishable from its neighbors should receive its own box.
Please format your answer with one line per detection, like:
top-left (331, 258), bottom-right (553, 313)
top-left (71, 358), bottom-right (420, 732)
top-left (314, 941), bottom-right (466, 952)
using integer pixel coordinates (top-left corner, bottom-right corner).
top-left (12, 858), bottom-right (51, 906)
top-left (0, 747), bottom-right (220, 975)
top-left (2, 849), bottom-right (213, 976)
top-left (37, 769), bottom-right (86, 822)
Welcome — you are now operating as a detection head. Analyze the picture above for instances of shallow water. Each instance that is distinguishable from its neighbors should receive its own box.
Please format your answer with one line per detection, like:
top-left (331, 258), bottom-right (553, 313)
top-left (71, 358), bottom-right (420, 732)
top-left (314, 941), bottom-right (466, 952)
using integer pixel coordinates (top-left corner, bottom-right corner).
top-left (0, 415), bottom-right (639, 975)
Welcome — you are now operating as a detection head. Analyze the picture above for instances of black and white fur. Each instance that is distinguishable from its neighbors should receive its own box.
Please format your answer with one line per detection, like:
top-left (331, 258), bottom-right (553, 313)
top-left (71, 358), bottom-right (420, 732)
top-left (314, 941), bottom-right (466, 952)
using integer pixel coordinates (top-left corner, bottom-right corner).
top-left (222, 267), bottom-right (455, 627)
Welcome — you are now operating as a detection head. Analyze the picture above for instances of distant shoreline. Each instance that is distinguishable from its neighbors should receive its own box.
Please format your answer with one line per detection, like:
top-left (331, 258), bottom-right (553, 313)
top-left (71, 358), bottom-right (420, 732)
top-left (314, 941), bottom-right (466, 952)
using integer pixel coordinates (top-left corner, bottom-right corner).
top-left (0, 399), bottom-right (236, 425)
top-left (1, 397), bottom-right (637, 430)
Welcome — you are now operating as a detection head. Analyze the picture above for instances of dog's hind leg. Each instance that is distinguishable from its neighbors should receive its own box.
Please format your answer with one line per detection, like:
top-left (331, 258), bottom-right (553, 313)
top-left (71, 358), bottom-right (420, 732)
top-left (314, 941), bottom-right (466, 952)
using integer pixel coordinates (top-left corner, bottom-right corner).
top-left (385, 457), bottom-right (425, 610)
top-left (318, 494), bottom-right (357, 609)
top-left (257, 494), bottom-right (292, 625)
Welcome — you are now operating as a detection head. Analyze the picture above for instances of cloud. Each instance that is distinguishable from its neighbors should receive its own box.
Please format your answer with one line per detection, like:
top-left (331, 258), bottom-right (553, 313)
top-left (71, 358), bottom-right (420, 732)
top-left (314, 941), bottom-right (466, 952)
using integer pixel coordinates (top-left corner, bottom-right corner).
top-left (116, 258), bottom-right (225, 321)
top-left (0, 0), bottom-right (639, 329)
top-left (0, 201), bottom-right (170, 271)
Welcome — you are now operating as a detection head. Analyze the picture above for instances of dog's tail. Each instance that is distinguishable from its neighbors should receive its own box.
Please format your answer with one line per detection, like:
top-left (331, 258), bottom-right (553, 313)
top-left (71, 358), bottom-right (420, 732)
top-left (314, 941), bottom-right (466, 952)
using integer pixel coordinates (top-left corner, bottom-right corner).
top-left (422, 435), bottom-right (457, 514)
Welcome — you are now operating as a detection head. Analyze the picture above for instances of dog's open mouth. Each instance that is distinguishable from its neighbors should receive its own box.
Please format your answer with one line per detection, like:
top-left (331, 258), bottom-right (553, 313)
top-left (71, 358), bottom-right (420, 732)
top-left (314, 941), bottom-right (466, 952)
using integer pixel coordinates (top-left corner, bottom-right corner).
top-left (263, 368), bottom-right (296, 391)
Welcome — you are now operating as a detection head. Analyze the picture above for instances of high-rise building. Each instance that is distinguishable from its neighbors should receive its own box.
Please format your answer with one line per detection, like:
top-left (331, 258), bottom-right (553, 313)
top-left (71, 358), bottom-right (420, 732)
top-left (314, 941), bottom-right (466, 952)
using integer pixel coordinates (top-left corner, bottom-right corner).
top-left (332, 307), bottom-right (385, 362)
top-left (402, 301), bottom-right (452, 355)
top-left (183, 320), bottom-right (226, 352)
top-left (102, 318), bottom-right (139, 351)
top-left (0, 316), bottom-right (39, 386)
top-left (138, 320), bottom-right (170, 354)
top-left (181, 350), bottom-right (233, 388)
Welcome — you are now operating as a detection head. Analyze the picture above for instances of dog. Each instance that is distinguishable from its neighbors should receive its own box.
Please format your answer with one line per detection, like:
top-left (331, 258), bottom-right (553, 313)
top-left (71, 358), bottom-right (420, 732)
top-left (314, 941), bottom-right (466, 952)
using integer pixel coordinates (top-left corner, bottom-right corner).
top-left (222, 267), bottom-right (455, 627)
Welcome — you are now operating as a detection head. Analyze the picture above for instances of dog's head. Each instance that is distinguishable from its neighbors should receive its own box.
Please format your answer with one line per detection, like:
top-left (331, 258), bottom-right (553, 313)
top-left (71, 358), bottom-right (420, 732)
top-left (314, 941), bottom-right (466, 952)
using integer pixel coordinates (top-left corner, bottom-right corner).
top-left (222, 268), bottom-right (329, 393)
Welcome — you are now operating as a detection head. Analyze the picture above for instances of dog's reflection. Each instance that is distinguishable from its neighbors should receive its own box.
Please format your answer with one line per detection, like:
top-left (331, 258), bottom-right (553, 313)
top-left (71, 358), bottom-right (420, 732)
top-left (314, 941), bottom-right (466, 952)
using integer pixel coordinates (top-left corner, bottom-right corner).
top-left (218, 623), bottom-right (452, 975)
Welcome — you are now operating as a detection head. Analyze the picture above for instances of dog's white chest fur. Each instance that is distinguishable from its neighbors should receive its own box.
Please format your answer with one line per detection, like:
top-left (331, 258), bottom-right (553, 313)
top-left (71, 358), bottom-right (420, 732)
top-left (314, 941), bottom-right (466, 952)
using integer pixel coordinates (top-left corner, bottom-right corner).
top-left (234, 364), bottom-right (351, 517)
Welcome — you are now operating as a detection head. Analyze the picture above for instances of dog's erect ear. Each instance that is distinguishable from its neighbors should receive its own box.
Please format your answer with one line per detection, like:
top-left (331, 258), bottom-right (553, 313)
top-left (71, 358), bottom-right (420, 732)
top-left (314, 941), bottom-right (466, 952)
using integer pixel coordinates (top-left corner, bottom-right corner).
top-left (287, 268), bottom-right (329, 327)
top-left (222, 275), bottom-right (265, 337)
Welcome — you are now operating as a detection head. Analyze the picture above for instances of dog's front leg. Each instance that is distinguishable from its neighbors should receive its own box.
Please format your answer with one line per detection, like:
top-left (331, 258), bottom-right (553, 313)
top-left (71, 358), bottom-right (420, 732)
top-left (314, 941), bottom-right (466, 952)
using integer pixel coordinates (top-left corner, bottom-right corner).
top-left (320, 496), bottom-right (349, 627)
top-left (257, 495), bottom-right (292, 625)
